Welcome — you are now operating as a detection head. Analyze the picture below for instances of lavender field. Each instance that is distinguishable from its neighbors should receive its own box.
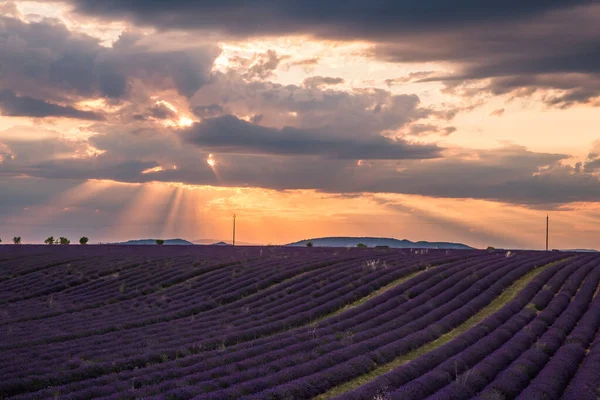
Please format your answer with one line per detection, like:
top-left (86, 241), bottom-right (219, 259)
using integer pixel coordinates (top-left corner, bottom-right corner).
top-left (0, 245), bottom-right (599, 399)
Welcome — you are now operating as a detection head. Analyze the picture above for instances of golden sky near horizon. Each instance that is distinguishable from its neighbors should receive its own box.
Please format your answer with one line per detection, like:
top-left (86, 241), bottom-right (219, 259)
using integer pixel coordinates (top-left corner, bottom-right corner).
top-left (1, 1), bottom-right (600, 249)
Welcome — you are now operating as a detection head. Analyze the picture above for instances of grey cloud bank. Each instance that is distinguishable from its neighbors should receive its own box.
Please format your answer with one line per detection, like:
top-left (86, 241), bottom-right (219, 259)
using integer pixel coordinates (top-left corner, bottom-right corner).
top-left (0, 2), bottom-right (599, 212)
top-left (182, 114), bottom-right (442, 160)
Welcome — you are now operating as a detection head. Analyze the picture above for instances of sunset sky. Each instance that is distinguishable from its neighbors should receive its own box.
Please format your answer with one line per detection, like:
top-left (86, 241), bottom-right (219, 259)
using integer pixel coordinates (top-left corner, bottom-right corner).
top-left (1, 0), bottom-right (600, 249)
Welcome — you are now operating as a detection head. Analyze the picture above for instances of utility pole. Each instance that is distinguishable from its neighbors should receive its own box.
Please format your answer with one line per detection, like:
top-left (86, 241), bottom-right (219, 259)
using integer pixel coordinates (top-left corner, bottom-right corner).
top-left (546, 214), bottom-right (549, 251)
top-left (232, 214), bottom-right (236, 246)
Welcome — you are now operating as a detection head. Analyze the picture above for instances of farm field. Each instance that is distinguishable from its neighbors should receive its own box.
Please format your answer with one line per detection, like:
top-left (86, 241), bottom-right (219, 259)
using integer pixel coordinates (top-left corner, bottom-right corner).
top-left (0, 245), bottom-right (599, 399)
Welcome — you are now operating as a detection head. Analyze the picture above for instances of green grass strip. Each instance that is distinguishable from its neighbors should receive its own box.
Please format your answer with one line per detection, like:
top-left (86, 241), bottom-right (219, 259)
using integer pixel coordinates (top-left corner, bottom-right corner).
top-left (315, 257), bottom-right (570, 399)
top-left (310, 268), bottom-right (431, 326)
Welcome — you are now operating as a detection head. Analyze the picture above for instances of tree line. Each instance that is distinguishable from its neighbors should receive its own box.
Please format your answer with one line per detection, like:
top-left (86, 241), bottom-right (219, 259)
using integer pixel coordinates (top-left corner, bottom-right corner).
top-left (0, 237), bottom-right (89, 245)
top-left (0, 238), bottom-right (170, 245)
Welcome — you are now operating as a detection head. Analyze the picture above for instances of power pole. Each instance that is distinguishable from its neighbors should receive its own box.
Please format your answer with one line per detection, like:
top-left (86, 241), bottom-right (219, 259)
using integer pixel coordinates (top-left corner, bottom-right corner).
top-left (546, 214), bottom-right (549, 251)
top-left (233, 214), bottom-right (237, 247)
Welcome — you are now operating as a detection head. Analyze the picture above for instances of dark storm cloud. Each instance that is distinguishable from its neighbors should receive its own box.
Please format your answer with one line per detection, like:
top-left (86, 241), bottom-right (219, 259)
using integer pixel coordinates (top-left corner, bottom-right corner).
top-left (4, 122), bottom-right (600, 207)
top-left (63, 1), bottom-right (600, 107)
top-left (0, 16), bottom-right (219, 106)
top-left (0, 90), bottom-right (104, 120)
top-left (383, 5), bottom-right (600, 106)
top-left (0, 15), bottom-right (125, 102)
top-left (194, 145), bottom-right (599, 206)
top-left (65, 0), bottom-right (589, 38)
top-left (380, 148), bottom-right (600, 206)
top-left (368, 5), bottom-right (599, 69)
top-left (182, 114), bottom-right (442, 160)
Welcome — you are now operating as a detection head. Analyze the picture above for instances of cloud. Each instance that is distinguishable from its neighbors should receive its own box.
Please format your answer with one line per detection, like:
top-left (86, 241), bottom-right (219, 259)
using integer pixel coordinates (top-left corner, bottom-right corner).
top-left (61, 1), bottom-right (600, 107)
top-left (443, 127), bottom-right (457, 135)
top-left (130, 103), bottom-right (179, 121)
top-left (30, 158), bottom-right (161, 183)
top-left (0, 1), bottom-right (20, 18)
top-left (405, 124), bottom-right (456, 136)
top-left (583, 141), bottom-right (600, 172)
top-left (7, 122), bottom-right (599, 207)
top-left (0, 127), bottom-right (92, 168)
top-left (192, 104), bottom-right (224, 118)
top-left (190, 72), bottom-right (431, 137)
top-left (0, 90), bottom-right (104, 120)
top-left (243, 50), bottom-right (289, 80)
top-left (65, 0), bottom-right (588, 38)
top-left (408, 124), bottom-right (438, 135)
top-left (303, 76), bottom-right (345, 87)
top-left (385, 71), bottom-right (436, 86)
top-left (375, 146), bottom-right (599, 206)
top-left (226, 50), bottom-right (290, 81)
top-left (584, 158), bottom-right (600, 172)
top-left (0, 16), bottom-right (219, 107)
top-left (182, 114), bottom-right (441, 160)
top-left (393, 5), bottom-right (600, 107)
top-left (0, 15), bottom-right (125, 102)
top-left (409, 124), bottom-right (455, 136)
top-left (99, 31), bottom-right (221, 98)
top-left (2, 5), bottom-right (598, 211)
top-left (288, 57), bottom-right (320, 67)
top-left (489, 108), bottom-right (505, 117)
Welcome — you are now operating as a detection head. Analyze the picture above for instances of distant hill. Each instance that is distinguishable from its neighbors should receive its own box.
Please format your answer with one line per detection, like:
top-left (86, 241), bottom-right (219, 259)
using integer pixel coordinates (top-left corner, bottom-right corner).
top-left (287, 237), bottom-right (474, 250)
top-left (192, 239), bottom-right (260, 246)
top-left (562, 249), bottom-right (598, 253)
top-left (117, 238), bottom-right (194, 245)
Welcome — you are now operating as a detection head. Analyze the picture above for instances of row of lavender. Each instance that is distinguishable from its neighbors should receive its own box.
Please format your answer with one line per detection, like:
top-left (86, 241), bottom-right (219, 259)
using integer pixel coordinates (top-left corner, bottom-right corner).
top-left (98, 252), bottom-right (596, 400)
top-left (338, 253), bottom-right (600, 400)
top-left (1, 251), bottom-right (357, 342)
top-left (4, 247), bottom-right (597, 399)
top-left (200, 252), bottom-right (567, 400)
top-left (0, 245), bottom-right (469, 398)
top-left (2, 248), bottom-right (568, 399)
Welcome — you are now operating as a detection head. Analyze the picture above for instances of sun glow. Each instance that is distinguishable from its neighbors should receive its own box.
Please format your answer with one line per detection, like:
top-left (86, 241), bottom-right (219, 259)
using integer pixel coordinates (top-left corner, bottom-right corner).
top-left (76, 98), bottom-right (124, 113)
top-left (142, 165), bottom-right (179, 174)
top-left (151, 100), bottom-right (196, 128)
top-left (178, 117), bottom-right (194, 127)
top-left (207, 154), bottom-right (216, 167)
top-left (142, 166), bottom-right (165, 174)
